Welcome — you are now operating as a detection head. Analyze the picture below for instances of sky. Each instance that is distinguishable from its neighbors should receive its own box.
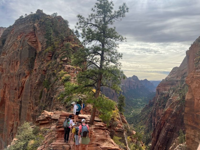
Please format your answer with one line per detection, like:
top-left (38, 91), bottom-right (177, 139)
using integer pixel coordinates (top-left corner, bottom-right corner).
top-left (1, 0), bottom-right (200, 80)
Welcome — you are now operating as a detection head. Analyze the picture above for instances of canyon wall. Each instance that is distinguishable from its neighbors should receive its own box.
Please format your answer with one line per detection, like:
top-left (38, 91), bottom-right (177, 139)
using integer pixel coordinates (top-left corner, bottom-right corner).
top-left (185, 36), bottom-right (200, 150)
top-left (136, 56), bottom-right (188, 149)
top-left (0, 10), bottom-right (81, 149)
top-left (0, 27), bottom-right (6, 38)
top-left (150, 56), bottom-right (187, 150)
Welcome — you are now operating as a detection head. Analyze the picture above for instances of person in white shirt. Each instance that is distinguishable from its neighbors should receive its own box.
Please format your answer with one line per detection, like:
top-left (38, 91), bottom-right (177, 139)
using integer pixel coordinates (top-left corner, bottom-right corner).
top-left (71, 102), bottom-right (79, 123)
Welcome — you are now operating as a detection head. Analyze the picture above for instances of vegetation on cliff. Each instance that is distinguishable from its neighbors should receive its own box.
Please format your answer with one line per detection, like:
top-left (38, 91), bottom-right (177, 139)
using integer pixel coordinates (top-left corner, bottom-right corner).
top-left (6, 122), bottom-right (44, 150)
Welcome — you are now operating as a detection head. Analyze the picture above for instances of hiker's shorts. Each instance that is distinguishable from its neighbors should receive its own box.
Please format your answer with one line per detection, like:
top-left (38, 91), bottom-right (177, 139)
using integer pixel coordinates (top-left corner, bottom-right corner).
top-left (76, 111), bottom-right (80, 115)
top-left (81, 137), bottom-right (90, 145)
top-left (74, 135), bottom-right (79, 145)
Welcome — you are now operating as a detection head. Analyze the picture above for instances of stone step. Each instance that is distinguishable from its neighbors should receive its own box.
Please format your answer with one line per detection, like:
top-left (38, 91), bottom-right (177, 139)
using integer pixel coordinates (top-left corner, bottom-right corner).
top-left (51, 140), bottom-right (74, 150)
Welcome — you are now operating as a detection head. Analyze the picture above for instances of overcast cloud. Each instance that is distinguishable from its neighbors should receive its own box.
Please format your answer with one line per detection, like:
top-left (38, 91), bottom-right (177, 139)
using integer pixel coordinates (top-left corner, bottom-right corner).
top-left (1, 0), bottom-right (200, 80)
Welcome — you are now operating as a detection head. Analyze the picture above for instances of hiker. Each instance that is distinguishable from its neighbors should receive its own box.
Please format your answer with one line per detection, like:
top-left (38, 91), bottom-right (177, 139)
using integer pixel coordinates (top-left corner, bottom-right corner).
top-left (63, 115), bottom-right (73, 143)
top-left (78, 119), bottom-right (90, 150)
top-left (71, 101), bottom-right (81, 123)
top-left (81, 103), bottom-right (85, 114)
top-left (72, 122), bottom-right (80, 150)
top-left (70, 123), bottom-right (76, 142)
top-left (78, 98), bottom-right (85, 114)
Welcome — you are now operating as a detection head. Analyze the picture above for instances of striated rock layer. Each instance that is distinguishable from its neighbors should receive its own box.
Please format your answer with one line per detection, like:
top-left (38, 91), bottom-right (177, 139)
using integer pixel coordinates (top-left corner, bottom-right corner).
top-left (0, 10), bottom-right (81, 149)
top-left (150, 56), bottom-right (187, 150)
top-left (185, 36), bottom-right (200, 150)
top-left (137, 56), bottom-right (188, 149)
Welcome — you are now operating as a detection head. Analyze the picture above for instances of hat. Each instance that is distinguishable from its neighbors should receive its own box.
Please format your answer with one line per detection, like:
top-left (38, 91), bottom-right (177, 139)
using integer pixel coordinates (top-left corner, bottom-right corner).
top-left (71, 102), bottom-right (76, 105)
top-left (81, 119), bottom-right (86, 123)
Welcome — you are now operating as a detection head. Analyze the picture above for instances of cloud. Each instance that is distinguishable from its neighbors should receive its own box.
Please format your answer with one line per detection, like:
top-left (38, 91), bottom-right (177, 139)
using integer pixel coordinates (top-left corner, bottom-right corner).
top-left (0, 0), bottom-right (199, 80)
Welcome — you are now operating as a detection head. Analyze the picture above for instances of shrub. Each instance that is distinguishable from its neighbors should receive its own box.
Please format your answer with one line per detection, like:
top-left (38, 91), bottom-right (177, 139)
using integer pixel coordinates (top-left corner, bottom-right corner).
top-left (8, 122), bottom-right (44, 150)
top-left (118, 95), bottom-right (125, 113)
top-left (87, 96), bottom-right (116, 124)
top-left (43, 79), bottom-right (51, 90)
top-left (179, 129), bottom-right (185, 144)
top-left (61, 74), bottom-right (71, 83)
top-left (113, 136), bottom-right (125, 149)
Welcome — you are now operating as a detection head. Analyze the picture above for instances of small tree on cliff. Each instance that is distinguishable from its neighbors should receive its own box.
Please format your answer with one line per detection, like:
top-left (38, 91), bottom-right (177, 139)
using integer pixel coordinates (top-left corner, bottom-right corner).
top-left (118, 94), bottom-right (125, 113)
top-left (73, 0), bottom-right (128, 124)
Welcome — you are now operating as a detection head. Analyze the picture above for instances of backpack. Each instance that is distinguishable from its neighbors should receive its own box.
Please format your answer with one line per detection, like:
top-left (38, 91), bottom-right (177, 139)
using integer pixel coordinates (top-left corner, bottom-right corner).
top-left (63, 118), bottom-right (70, 128)
top-left (76, 104), bottom-right (81, 112)
top-left (81, 125), bottom-right (88, 137)
top-left (75, 127), bottom-right (79, 135)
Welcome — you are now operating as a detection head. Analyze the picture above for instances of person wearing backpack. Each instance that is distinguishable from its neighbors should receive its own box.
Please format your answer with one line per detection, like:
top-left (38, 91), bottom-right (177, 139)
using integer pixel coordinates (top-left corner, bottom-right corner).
top-left (78, 119), bottom-right (90, 150)
top-left (63, 115), bottom-right (73, 143)
top-left (72, 122), bottom-right (80, 150)
top-left (71, 101), bottom-right (81, 123)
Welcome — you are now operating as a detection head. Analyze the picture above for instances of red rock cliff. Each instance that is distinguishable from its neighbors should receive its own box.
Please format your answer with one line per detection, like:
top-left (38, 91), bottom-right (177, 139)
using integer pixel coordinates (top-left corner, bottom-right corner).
top-left (139, 56), bottom-right (188, 150)
top-left (185, 36), bottom-right (200, 150)
top-left (0, 10), bottom-right (81, 149)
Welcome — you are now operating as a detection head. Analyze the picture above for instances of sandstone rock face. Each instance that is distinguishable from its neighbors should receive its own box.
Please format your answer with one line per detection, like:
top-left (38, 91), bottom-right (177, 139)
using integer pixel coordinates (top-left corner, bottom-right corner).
top-left (0, 27), bottom-right (6, 38)
top-left (0, 10), bottom-right (81, 148)
top-left (138, 57), bottom-right (188, 149)
top-left (185, 36), bottom-right (200, 150)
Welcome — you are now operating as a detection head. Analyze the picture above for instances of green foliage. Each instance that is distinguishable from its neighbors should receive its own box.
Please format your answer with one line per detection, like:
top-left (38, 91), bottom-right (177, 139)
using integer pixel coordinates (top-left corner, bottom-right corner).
top-left (58, 70), bottom-right (67, 78)
top-left (87, 95), bottom-right (116, 124)
top-left (179, 129), bottom-right (185, 144)
top-left (8, 122), bottom-right (44, 150)
top-left (118, 94), bottom-right (125, 113)
top-left (132, 132), bottom-right (142, 141)
top-left (43, 79), bottom-right (51, 90)
top-left (61, 74), bottom-right (71, 83)
top-left (113, 136), bottom-right (125, 149)
top-left (127, 133), bottom-right (146, 150)
top-left (44, 19), bottom-right (54, 47)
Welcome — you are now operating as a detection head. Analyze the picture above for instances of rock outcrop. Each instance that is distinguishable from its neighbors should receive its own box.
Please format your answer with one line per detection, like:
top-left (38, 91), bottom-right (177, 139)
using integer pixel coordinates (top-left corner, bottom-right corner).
top-left (0, 27), bottom-right (6, 38)
top-left (36, 110), bottom-right (122, 150)
top-left (0, 10), bottom-right (81, 148)
top-left (150, 57), bottom-right (187, 150)
top-left (185, 36), bottom-right (200, 150)
top-left (17, 103), bottom-right (135, 150)
top-left (136, 56), bottom-right (188, 149)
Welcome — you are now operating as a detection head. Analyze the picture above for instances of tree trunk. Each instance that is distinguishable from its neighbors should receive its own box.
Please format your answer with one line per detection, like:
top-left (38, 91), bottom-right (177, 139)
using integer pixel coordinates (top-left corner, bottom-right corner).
top-left (90, 106), bottom-right (96, 125)
top-left (90, 81), bottom-right (101, 125)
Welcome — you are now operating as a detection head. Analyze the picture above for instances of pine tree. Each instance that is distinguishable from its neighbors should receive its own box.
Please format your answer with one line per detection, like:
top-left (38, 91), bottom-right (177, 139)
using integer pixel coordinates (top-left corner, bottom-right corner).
top-left (118, 94), bottom-right (125, 113)
top-left (73, 0), bottom-right (128, 124)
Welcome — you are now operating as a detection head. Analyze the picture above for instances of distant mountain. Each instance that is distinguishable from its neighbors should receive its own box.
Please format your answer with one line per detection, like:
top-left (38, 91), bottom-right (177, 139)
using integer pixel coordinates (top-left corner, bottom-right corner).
top-left (150, 81), bottom-right (161, 87)
top-left (140, 79), bottom-right (156, 92)
top-left (102, 75), bottom-right (156, 115)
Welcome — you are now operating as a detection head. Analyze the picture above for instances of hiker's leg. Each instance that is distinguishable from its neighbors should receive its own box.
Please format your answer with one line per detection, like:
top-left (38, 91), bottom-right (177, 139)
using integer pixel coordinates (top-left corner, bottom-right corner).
top-left (85, 145), bottom-right (88, 150)
top-left (64, 128), bottom-right (67, 142)
top-left (75, 145), bottom-right (79, 150)
top-left (79, 144), bottom-right (82, 150)
top-left (66, 127), bottom-right (70, 142)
